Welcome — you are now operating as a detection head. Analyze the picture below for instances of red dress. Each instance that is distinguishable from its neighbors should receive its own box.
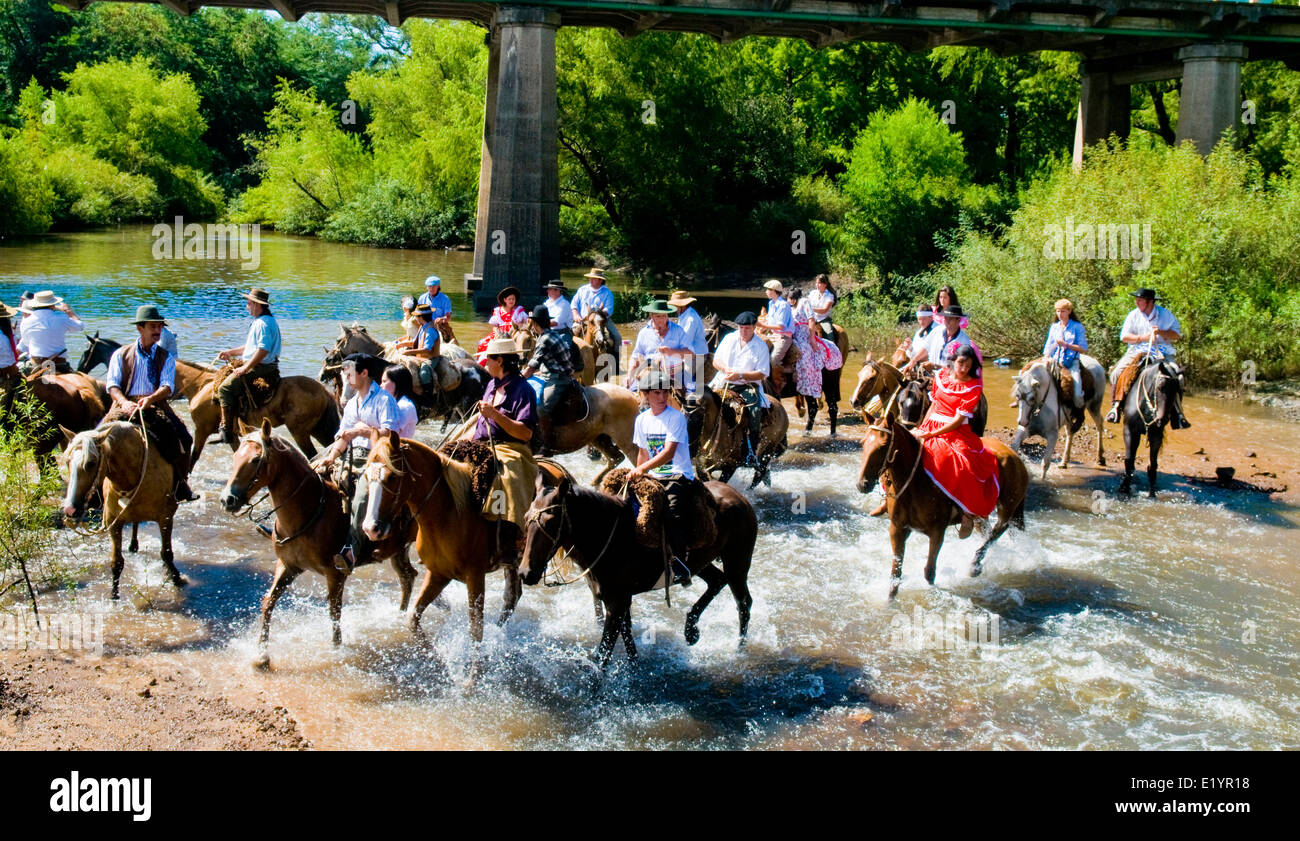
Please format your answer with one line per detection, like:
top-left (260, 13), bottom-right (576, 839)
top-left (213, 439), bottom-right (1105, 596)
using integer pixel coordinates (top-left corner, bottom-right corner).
top-left (919, 368), bottom-right (1000, 518)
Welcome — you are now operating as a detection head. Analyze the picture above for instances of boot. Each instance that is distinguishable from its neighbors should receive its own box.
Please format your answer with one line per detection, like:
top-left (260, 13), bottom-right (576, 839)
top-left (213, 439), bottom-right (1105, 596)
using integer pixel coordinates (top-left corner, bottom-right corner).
top-left (173, 453), bottom-right (200, 503)
top-left (220, 404), bottom-right (240, 448)
top-left (1105, 401), bottom-right (1121, 424)
top-left (828, 408), bottom-right (838, 438)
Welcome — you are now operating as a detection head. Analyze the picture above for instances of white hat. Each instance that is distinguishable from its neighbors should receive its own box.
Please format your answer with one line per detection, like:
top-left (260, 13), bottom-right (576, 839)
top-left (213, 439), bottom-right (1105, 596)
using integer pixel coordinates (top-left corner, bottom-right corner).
top-left (23, 290), bottom-right (63, 312)
top-left (477, 336), bottom-right (523, 364)
top-left (762, 280), bottom-right (784, 293)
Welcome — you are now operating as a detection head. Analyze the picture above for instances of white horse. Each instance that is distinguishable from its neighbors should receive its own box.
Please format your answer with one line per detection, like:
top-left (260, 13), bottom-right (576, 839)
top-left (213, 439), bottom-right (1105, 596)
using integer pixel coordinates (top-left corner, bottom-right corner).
top-left (1010, 355), bottom-right (1106, 479)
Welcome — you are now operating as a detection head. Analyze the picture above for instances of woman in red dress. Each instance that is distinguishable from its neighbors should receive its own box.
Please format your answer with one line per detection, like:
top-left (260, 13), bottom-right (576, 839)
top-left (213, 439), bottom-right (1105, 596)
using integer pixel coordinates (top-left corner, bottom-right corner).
top-left (912, 344), bottom-right (1000, 538)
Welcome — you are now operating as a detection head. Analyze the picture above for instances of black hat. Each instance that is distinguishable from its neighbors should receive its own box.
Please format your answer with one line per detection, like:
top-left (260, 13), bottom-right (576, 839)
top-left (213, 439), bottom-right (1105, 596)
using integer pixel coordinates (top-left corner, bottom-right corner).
top-left (497, 286), bottom-right (522, 306)
top-left (734, 311), bottom-right (758, 326)
top-left (529, 304), bottom-right (552, 325)
top-left (940, 305), bottom-right (964, 319)
top-left (545, 280), bottom-right (566, 291)
top-left (342, 352), bottom-right (385, 380)
top-left (1131, 288), bottom-right (1158, 301)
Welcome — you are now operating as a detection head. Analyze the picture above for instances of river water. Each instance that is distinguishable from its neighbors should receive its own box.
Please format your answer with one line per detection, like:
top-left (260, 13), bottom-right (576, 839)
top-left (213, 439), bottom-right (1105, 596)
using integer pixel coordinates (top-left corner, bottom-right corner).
top-left (3, 227), bottom-right (1298, 750)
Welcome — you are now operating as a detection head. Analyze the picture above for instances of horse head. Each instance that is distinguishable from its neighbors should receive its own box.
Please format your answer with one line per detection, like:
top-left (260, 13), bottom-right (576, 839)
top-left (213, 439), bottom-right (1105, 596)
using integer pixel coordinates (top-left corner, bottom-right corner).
top-left (76, 332), bottom-right (116, 374)
top-left (362, 429), bottom-right (409, 542)
top-left (520, 476), bottom-right (571, 586)
top-left (220, 418), bottom-right (279, 512)
top-left (856, 413), bottom-right (895, 494)
top-left (1011, 362), bottom-right (1050, 430)
top-left (897, 380), bottom-right (929, 428)
top-left (890, 341), bottom-right (910, 368)
top-left (1148, 359), bottom-right (1187, 428)
top-left (61, 428), bottom-right (107, 519)
top-left (851, 360), bottom-right (879, 411)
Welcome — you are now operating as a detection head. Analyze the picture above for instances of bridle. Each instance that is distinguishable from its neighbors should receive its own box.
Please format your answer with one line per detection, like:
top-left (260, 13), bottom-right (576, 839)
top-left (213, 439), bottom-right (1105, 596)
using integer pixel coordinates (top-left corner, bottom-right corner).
top-left (231, 434), bottom-right (325, 545)
top-left (365, 441), bottom-right (447, 534)
top-left (524, 489), bottom-right (621, 587)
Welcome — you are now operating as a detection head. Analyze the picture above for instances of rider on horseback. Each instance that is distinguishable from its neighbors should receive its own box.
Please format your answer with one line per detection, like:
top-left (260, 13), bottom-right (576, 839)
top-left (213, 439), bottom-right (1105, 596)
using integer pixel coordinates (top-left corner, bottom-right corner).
top-left (902, 305), bottom-right (971, 374)
top-left (1043, 298), bottom-right (1088, 409)
top-left (319, 353), bottom-right (401, 572)
top-left (417, 275), bottom-right (455, 342)
top-left (17, 290), bottom-right (83, 374)
top-left (1105, 288), bottom-right (1190, 428)
top-left (542, 280), bottom-right (574, 329)
top-left (628, 300), bottom-right (694, 396)
top-left (757, 280), bottom-right (794, 375)
top-left (521, 305), bottom-right (581, 448)
top-left (709, 311), bottom-right (771, 466)
top-left (631, 369), bottom-right (696, 585)
top-left (473, 337), bottom-right (540, 558)
top-left (216, 288), bottom-right (282, 449)
top-left (103, 306), bottom-right (199, 503)
top-left (395, 302), bottom-right (441, 359)
top-left (906, 306), bottom-right (936, 364)
top-left (571, 268), bottom-right (622, 351)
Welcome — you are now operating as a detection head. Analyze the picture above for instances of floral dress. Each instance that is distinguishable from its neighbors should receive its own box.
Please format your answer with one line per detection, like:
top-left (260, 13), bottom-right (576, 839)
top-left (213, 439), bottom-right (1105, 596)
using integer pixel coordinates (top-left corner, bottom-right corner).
top-left (918, 368), bottom-right (999, 518)
top-left (791, 300), bottom-right (823, 397)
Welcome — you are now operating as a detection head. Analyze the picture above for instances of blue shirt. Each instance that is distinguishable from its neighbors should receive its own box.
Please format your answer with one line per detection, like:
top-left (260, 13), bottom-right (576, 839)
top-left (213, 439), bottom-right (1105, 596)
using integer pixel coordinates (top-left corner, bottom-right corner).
top-left (244, 314), bottom-right (281, 364)
top-left (160, 326), bottom-right (178, 359)
top-left (106, 340), bottom-right (177, 398)
top-left (766, 297), bottom-right (794, 333)
top-left (415, 321), bottom-right (439, 352)
top-left (572, 284), bottom-right (615, 319)
top-left (675, 306), bottom-right (709, 356)
top-left (339, 381), bottom-right (400, 451)
top-left (1043, 320), bottom-right (1088, 368)
top-left (418, 290), bottom-right (453, 320)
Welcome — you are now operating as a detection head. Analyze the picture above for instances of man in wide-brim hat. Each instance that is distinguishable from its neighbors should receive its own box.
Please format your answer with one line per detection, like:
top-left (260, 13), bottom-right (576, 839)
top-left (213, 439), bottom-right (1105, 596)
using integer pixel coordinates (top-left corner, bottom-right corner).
top-left (627, 300), bottom-right (694, 396)
top-left (903, 304), bottom-right (973, 373)
top-left (1106, 287), bottom-right (1189, 427)
top-left (102, 305), bottom-right (199, 502)
top-left (471, 336), bottom-right (539, 554)
top-left (542, 279), bottom-right (573, 329)
top-left (215, 288), bottom-right (282, 448)
top-left (667, 290), bottom-right (709, 393)
top-left (709, 311), bottom-right (772, 462)
top-left (570, 267), bottom-right (622, 361)
top-left (395, 301), bottom-right (441, 360)
top-left (16, 289), bottom-right (83, 374)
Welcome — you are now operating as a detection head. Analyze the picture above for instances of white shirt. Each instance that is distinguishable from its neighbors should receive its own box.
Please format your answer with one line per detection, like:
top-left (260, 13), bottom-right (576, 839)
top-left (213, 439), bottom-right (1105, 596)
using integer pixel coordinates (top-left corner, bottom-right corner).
top-left (909, 323), bottom-right (936, 360)
top-left (674, 306), bottom-right (709, 356)
top-left (633, 321), bottom-right (693, 392)
top-left (0, 331), bottom-right (16, 368)
top-left (339, 381), bottom-right (400, 451)
top-left (16, 308), bottom-right (83, 358)
top-left (927, 326), bottom-right (972, 365)
top-left (634, 405), bottom-right (695, 481)
top-left (160, 326), bottom-right (178, 359)
top-left (806, 288), bottom-right (835, 322)
top-left (395, 395), bottom-right (418, 439)
top-left (543, 294), bottom-right (573, 329)
top-left (709, 331), bottom-right (771, 407)
top-left (1120, 305), bottom-right (1181, 359)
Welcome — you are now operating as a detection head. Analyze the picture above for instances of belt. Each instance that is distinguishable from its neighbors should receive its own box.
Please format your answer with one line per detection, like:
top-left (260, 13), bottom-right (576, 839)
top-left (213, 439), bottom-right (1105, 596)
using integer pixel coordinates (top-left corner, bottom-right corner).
top-left (930, 413), bottom-right (956, 423)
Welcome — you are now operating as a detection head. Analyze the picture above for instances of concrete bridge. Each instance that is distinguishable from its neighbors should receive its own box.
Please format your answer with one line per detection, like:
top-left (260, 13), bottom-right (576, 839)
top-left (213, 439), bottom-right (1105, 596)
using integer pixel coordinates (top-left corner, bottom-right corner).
top-left (56, 0), bottom-right (1300, 309)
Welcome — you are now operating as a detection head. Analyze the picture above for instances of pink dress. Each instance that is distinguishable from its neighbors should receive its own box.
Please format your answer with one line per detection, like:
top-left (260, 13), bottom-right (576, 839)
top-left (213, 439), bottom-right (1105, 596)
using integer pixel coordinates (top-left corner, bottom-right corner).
top-left (791, 302), bottom-right (823, 397)
top-left (490, 305), bottom-right (528, 338)
top-left (918, 368), bottom-right (999, 518)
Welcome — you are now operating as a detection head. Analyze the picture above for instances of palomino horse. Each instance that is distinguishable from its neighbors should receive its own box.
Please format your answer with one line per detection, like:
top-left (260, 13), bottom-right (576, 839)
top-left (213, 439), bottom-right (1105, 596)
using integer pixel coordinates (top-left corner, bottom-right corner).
top-left (520, 473), bottom-right (757, 671)
top-left (24, 368), bottom-right (110, 469)
top-left (1118, 357), bottom-right (1187, 497)
top-left (360, 431), bottom-right (526, 680)
top-left (856, 413), bottom-right (1029, 598)
top-left (687, 386), bottom-right (788, 487)
top-left (61, 422), bottom-right (186, 598)
top-left (1010, 356), bottom-right (1106, 479)
top-left (218, 420), bottom-right (420, 668)
top-left (187, 365), bottom-right (340, 466)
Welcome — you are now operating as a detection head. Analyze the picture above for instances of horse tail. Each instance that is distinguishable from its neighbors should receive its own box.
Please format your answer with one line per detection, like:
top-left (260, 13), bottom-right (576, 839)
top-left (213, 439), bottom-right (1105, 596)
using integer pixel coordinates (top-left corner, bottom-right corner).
top-left (312, 395), bottom-right (341, 446)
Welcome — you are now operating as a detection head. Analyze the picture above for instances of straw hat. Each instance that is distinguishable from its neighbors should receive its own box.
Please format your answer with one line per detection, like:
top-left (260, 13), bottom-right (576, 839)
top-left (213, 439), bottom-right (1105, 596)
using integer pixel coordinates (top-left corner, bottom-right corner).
top-left (23, 290), bottom-right (62, 311)
top-left (241, 288), bottom-right (271, 306)
top-left (667, 290), bottom-right (697, 307)
top-left (480, 337), bottom-right (523, 359)
top-left (583, 268), bottom-right (607, 283)
top-left (132, 305), bottom-right (167, 325)
top-left (0, 303), bottom-right (16, 319)
top-left (762, 280), bottom-right (784, 293)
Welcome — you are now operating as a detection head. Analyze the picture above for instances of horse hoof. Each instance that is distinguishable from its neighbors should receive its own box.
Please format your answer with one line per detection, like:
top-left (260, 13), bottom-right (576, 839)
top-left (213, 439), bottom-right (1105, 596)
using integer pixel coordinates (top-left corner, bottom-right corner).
top-left (111, 589), bottom-right (120, 601)
top-left (252, 654), bottom-right (271, 671)
top-left (971, 563), bottom-right (983, 578)
top-left (684, 624), bottom-right (700, 646)
top-left (171, 576), bottom-right (187, 588)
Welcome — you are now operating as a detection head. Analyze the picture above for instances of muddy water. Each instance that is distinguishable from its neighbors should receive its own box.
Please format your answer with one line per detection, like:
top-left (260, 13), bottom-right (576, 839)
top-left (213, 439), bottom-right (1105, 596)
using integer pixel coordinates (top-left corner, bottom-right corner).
top-left (4, 229), bottom-right (1299, 749)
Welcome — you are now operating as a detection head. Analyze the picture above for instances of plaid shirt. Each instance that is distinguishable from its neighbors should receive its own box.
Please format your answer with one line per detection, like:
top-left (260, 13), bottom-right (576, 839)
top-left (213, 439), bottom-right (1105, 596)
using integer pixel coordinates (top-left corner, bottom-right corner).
top-left (527, 330), bottom-right (575, 378)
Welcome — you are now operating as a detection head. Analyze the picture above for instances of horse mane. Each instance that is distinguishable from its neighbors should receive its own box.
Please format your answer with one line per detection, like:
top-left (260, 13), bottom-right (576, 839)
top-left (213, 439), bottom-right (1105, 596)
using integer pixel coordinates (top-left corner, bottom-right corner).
top-left (177, 358), bottom-right (216, 374)
top-left (394, 438), bottom-right (476, 512)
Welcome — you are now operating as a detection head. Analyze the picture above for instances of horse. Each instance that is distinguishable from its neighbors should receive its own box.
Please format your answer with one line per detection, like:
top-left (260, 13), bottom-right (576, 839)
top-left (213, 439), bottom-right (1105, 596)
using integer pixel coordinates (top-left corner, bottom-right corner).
top-left (576, 310), bottom-right (618, 375)
top-left (321, 324), bottom-right (486, 425)
top-left (856, 413), bottom-right (1029, 599)
top-left (187, 365), bottom-right (340, 466)
top-left (850, 355), bottom-right (905, 422)
top-left (687, 386), bottom-right (788, 488)
top-left (61, 422), bottom-right (186, 599)
top-left (218, 419), bottom-right (421, 669)
top-left (1117, 356), bottom-right (1187, 497)
top-left (23, 368), bottom-right (110, 469)
top-left (1010, 356), bottom-right (1106, 479)
top-left (360, 431), bottom-right (529, 681)
top-left (519, 473), bottom-right (757, 671)
top-left (75, 331), bottom-right (117, 375)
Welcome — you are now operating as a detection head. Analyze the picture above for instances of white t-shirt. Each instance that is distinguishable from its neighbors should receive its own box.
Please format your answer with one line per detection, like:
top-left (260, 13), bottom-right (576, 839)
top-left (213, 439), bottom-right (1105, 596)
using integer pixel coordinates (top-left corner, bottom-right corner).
top-left (395, 395), bottom-right (418, 439)
top-left (1120, 305), bottom-right (1181, 359)
top-left (806, 288), bottom-right (835, 322)
top-left (633, 405), bottom-right (695, 481)
top-left (543, 294), bottom-right (573, 329)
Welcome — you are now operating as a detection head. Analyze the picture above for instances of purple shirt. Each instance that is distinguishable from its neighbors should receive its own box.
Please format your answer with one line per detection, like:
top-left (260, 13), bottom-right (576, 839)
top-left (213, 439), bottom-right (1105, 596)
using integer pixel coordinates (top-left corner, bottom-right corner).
top-left (473, 372), bottom-right (538, 442)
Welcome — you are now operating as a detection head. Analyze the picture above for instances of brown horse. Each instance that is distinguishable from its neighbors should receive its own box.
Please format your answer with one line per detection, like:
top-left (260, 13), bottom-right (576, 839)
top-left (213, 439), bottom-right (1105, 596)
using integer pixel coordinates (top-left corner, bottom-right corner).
top-left (360, 431), bottom-right (528, 681)
top-left (24, 368), bottom-right (110, 468)
top-left (218, 419), bottom-right (420, 669)
top-left (850, 355), bottom-right (905, 422)
top-left (519, 473), bottom-right (757, 671)
top-left (856, 413), bottom-right (1028, 599)
top-left (687, 386), bottom-right (788, 487)
top-left (576, 310), bottom-right (618, 375)
top-left (61, 422), bottom-right (185, 599)
top-left (187, 364), bottom-right (340, 466)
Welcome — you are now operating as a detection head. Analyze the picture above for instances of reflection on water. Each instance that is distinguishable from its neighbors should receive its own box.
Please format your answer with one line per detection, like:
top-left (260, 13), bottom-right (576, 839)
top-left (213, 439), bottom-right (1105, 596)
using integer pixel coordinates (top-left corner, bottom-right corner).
top-left (6, 229), bottom-right (1300, 750)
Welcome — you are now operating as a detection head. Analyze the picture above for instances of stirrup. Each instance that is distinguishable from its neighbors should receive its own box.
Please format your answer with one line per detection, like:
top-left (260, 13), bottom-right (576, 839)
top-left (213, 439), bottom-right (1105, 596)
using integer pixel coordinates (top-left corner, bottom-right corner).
top-left (1105, 403), bottom-right (1120, 424)
top-left (670, 556), bottom-right (691, 586)
top-left (332, 545), bottom-right (356, 573)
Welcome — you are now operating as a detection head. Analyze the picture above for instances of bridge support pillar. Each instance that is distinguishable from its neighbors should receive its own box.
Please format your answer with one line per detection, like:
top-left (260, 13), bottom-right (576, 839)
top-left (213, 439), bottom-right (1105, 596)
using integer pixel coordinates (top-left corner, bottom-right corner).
top-left (1174, 44), bottom-right (1247, 156)
top-left (465, 6), bottom-right (561, 313)
top-left (1072, 71), bottom-right (1130, 169)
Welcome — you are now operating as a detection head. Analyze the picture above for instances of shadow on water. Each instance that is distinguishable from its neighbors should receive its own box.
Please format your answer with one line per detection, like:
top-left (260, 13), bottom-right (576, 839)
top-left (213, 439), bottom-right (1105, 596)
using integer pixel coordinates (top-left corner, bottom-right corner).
top-left (956, 567), bottom-right (1163, 641)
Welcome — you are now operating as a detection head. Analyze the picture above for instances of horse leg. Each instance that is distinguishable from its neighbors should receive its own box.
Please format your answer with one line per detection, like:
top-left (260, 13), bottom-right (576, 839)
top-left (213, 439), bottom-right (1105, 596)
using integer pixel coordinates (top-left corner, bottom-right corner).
top-left (972, 515), bottom-right (1011, 578)
top-left (290, 427), bottom-right (317, 459)
top-left (408, 571), bottom-right (451, 636)
top-left (619, 606), bottom-right (638, 666)
top-left (1093, 405), bottom-right (1106, 467)
top-left (254, 561), bottom-right (300, 670)
top-left (129, 522), bottom-right (139, 554)
top-left (923, 529), bottom-right (945, 587)
top-left (1061, 421), bottom-right (1075, 471)
top-left (1147, 427), bottom-right (1163, 499)
top-left (684, 563), bottom-right (726, 646)
top-left (595, 597), bottom-right (629, 671)
top-left (804, 398), bottom-right (818, 433)
top-left (158, 514), bottom-right (185, 588)
top-left (586, 577), bottom-right (604, 625)
top-left (325, 567), bottom-right (346, 647)
top-left (887, 522), bottom-right (910, 599)
top-left (110, 522), bottom-right (126, 601)
top-left (1120, 422), bottom-right (1137, 495)
top-left (591, 436), bottom-right (624, 485)
top-left (466, 572), bottom-right (486, 685)
top-left (391, 549), bottom-right (417, 612)
top-left (497, 566), bottom-right (521, 627)
top-left (724, 551), bottom-right (754, 649)
top-left (1042, 426), bottom-right (1058, 480)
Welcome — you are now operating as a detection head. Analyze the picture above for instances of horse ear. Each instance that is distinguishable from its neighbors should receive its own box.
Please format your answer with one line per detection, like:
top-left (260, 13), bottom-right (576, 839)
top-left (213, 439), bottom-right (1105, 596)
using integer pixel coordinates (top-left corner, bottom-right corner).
top-left (59, 425), bottom-right (77, 447)
top-left (863, 411), bottom-right (876, 426)
top-left (260, 418), bottom-right (273, 438)
top-left (387, 428), bottom-right (400, 447)
top-left (866, 351), bottom-right (874, 362)
top-left (556, 475), bottom-right (571, 497)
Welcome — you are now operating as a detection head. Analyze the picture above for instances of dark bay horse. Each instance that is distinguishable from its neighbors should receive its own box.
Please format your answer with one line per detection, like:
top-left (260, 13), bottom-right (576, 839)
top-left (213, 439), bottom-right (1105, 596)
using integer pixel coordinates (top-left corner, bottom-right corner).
top-left (856, 414), bottom-right (1028, 598)
top-left (218, 419), bottom-right (419, 669)
top-left (1118, 357), bottom-right (1187, 497)
top-left (519, 474), bottom-right (757, 671)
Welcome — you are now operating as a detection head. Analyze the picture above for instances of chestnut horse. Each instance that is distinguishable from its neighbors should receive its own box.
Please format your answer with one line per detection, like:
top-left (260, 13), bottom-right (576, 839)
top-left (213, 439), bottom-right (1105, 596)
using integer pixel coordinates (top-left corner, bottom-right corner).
top-left (24, 368), bottom-right (109, 468)
top-left (850, 355), bottom-right (904, 422)
top-left (519, 473), bottom-right (757, 671)
top-left (218, 419), bottom-right (419, 669)
top-left (188, 364), bottom-right (340, 466)
top-left (856, 413), bottom-right (1028, 598)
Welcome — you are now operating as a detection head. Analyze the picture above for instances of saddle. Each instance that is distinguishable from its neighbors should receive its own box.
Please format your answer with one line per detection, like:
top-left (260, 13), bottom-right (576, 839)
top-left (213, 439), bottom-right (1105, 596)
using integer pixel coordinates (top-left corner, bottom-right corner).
top-left (438, 439), bottom-right (499, 511)
top-left (213, 364), bottom-right (280, 414)
top-left (547, 379), bottom-right (589, 427)
top-left (599, 468), bottom-right (719, 550)
top-left (1111, 351), bottom-right (1149, 406)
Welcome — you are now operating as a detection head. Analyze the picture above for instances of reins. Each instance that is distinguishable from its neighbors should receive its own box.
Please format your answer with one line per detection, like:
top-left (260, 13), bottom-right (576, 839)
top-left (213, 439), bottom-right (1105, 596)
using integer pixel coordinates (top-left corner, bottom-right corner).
top-left (67, 415), bottom-right (152, 537)
top-left (870, 418), bottom-right (926, 501)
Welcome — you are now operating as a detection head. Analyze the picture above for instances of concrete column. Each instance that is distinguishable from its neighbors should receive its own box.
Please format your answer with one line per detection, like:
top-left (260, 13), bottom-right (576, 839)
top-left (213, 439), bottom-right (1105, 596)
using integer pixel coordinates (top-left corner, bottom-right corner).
top-left (469, 25), bottom-right (501, 284)
top-left (1072, 70), bottom-right (1130, 169)
top-left (1175, 43), bottom-right (1247, 156)
top-left (466, 6), bottom-right (561, 314)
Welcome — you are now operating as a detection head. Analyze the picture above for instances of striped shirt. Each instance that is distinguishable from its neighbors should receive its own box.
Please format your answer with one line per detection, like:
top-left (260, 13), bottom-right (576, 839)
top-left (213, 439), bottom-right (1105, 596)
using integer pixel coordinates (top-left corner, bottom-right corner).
top-left (107, 341), bottom-right (176, 398)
